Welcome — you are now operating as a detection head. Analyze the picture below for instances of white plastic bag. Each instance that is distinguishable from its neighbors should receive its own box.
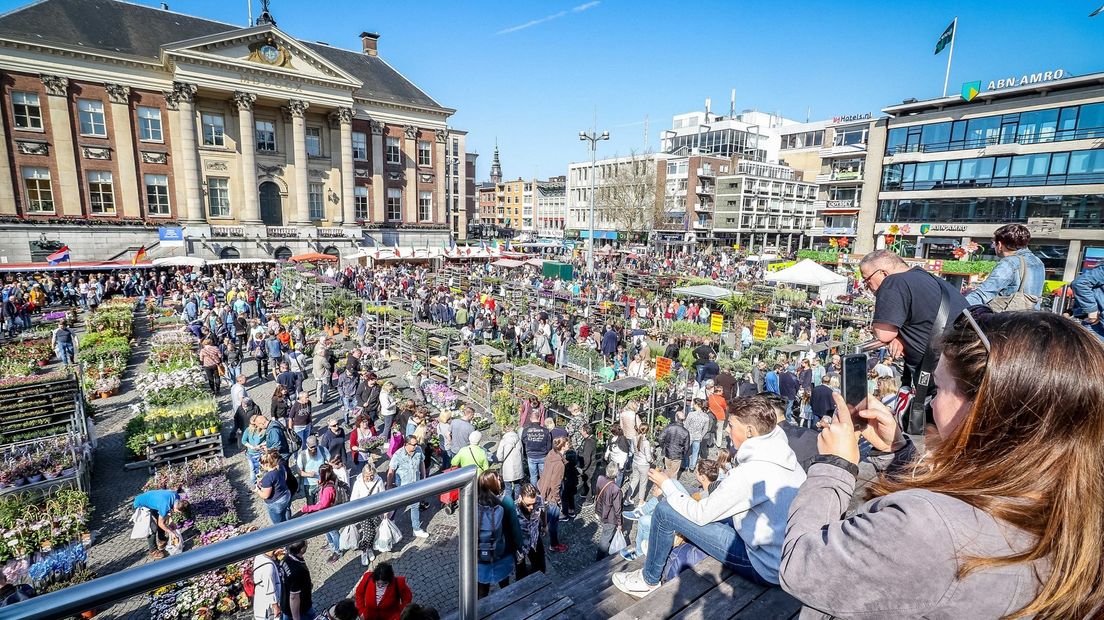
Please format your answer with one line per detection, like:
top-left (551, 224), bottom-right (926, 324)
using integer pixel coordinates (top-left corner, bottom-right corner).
top-left (374, 517), bottom-right (402, 552)
top-left (130, 508), bottom-right (152, 539)
top-left (608, 528), bottom-right (627, 555)
top-left (339, 524), bottom-right (359, 551)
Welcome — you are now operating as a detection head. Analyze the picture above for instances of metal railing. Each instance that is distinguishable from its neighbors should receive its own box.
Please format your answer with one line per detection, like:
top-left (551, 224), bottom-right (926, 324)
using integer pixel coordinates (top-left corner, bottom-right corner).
top-left (1, 466), bottom-right (479, 620)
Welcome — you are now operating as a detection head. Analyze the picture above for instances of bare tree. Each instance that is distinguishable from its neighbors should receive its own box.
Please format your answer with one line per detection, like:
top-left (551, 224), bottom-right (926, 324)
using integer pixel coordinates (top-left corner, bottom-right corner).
top-left (594, 151), bottom-right (660, 239)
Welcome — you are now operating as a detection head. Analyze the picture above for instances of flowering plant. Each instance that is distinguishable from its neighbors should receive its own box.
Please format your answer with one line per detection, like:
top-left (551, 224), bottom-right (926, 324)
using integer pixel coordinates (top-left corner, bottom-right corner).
top-left (423, 381), bottom-right (458, 409)
top-left (91, 375), bottom-right (120, 394)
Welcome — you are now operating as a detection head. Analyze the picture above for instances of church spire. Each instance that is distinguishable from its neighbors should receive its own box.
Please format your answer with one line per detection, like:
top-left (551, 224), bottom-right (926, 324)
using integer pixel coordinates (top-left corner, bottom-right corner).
top-left (489, 139), bottom-right (502, 184)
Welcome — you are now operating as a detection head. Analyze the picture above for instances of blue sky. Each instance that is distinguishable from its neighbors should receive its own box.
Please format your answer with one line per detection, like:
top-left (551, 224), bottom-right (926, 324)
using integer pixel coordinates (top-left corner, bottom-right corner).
top-left (4, 0), bottom-right (1100, 180)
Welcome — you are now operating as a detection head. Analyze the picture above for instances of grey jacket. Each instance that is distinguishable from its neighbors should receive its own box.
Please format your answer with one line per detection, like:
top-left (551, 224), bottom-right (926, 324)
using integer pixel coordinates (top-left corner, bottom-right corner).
top-left (780, 439), bottom-right (1046, 619)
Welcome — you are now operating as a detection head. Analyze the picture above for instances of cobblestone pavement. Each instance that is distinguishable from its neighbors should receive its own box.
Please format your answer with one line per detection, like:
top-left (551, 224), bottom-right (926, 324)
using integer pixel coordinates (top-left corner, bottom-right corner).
top-left (83, 327), bottom-right (716, 619)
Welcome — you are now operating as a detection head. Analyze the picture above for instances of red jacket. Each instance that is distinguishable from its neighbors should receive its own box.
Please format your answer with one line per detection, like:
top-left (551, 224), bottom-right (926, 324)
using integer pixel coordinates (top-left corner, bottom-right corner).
top-left (354, 574), bottom-right (412, 620)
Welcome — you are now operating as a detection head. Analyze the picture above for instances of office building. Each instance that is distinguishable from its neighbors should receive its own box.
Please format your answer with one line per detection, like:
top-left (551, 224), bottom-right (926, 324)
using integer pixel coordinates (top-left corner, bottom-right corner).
top-left (535, 176), bottom-right (566, 239)
top-left (859, 69), bottom-right (1104, 280)
top-left (713, 160), bottom-right (819, 253)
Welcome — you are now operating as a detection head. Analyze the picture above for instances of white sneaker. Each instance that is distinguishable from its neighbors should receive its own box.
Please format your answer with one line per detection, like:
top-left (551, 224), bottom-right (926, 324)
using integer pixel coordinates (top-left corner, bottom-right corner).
top-left (413, 529), bottom-right (429, 539)
top-left (612, 569), bottom-right (659, 598)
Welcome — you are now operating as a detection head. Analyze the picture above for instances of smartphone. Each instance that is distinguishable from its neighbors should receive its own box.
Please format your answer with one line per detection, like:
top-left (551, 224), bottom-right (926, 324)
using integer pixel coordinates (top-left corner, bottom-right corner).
top-left (841, 353), bottom-right (869, 431)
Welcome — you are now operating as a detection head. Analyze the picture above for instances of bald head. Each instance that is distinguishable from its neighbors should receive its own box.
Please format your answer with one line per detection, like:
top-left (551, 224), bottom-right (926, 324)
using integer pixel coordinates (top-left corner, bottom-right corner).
top-left (859, 250), bottom-right (907, 273)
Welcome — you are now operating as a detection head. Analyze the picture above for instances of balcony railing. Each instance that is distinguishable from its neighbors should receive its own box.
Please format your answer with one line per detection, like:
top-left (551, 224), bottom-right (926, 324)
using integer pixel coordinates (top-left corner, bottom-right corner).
top-left (885, 126), bottom-right (1104, 156)
top-left (209, 226), bottom-right (244, 237)
top-left (696, 185), bottom-right (715, 195)
top-left (266, 226), bottom-right (300, 238)
top-left (5, 466), bottom-right (480, 620)
top-left (696, 167), bottom-right (715, 177)
top-left (317, 227), bottom-right (351, 238)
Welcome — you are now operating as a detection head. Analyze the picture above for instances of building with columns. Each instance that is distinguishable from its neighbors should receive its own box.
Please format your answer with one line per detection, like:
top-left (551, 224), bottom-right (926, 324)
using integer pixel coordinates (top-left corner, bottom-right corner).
top-left (0, 0), bottom-right (464, 262)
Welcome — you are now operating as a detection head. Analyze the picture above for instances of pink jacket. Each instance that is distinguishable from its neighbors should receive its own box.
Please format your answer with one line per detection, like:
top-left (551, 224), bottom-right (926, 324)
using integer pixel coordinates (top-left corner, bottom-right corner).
top-left (300, 483), bottom-right (335, 513)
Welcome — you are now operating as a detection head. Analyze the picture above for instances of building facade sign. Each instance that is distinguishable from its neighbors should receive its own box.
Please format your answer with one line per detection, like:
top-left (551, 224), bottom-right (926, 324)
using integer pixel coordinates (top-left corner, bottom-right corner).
top-left (831, 113), bottom-right (872, 124)
top-left (1025, 217), bottom-right (1062, 237)
top-left (986, 69), bottom-right (1065, 91)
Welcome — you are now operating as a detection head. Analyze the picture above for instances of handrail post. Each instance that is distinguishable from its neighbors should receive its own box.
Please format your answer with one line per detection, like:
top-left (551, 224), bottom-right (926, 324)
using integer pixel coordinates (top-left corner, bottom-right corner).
top-left (458, 475), bottom-right (478, 619)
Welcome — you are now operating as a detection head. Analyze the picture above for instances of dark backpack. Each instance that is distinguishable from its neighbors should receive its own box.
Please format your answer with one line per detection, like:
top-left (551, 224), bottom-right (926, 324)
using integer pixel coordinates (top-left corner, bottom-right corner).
top-left (273, 419), bottom-right (301, 454)
top-left (477, 504), bottom-right (505, 564)
top-left (331, 480), bottom-right (351, 506)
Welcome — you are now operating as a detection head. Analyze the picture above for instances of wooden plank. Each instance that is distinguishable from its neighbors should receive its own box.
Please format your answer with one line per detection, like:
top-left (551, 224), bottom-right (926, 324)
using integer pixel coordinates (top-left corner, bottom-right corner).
top-left (730, 587), bottom-right (802, 620)
top-left (442, 572), bottom-right (552, 620)
top-left (522, 596), bottom-right (574, 620)
top-left (668, 573), bottom-right (767, 620)
top-left (483, 583), bottom-right (570, 620)
top-left (609, 558), bottom-right (731, 620)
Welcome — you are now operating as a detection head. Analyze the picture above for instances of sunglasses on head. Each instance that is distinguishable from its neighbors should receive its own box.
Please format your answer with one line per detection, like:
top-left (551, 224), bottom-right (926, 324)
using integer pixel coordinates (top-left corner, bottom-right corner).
top-left (954, 305), bottom-right (993, 353)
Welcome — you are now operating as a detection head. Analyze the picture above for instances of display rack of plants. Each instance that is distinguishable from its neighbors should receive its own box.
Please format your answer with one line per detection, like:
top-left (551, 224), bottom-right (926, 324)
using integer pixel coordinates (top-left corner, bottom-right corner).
top-left (0, 488), bottom-right (93, 592)
top-left (462, 345), bottom-right (506, 413)
top-left (0, 434), bottom-right (91, 497)
top-left (0, 373), bottom-right (85, 445)
top-left (143, 434), bottom-right (224, 472)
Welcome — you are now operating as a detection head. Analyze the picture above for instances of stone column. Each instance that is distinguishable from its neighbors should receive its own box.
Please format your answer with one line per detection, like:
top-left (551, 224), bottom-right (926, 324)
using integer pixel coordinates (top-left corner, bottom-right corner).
top-left (333, 107), bottom-right (355, 226)
top-left (403, 125), bottom-right (418, 223)
top-left (40, 75), bottom-right (82, 217)
top-left (370, 120), bottom-right (385, 223)
top-left (233, 91), bottom-right (261, 224)
top-left (167, 82), bottom-right (203, 223)
top-left (0, 85), bottom-right (15, 215)
top-left (287, 99), bottom-right (310, 225)
top-left (435, 129), bottom-right (447, 227)
top-left (105, 84), bottom-right (141, 219)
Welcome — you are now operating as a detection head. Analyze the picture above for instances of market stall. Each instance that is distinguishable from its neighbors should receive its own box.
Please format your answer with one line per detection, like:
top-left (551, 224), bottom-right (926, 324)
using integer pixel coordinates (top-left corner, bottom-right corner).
top-left (764, 259), bottom-right (849, 301)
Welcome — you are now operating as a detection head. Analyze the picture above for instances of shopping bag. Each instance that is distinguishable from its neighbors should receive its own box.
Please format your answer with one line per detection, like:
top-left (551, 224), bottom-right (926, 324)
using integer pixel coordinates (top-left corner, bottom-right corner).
top-left (373, 517), bottom-right (399, 552)
top-left (130, 508), bottom-right (152, 539)
top-left (608, 528), bottom-right (627, 555)
top-left (166, 539), bottom-right (184, 556)
top-left (339, 524), bottom-right (359, 551)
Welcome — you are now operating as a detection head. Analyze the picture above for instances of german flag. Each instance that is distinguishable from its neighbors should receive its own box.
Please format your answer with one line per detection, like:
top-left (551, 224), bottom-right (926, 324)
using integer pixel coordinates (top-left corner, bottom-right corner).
top-left (132, 245), bottom-right (148, 266)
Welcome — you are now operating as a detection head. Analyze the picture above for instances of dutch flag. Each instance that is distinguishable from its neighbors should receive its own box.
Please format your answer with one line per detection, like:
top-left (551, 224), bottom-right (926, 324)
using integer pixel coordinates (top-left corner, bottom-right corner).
top-left (47, 245), bottom-right (70, 265)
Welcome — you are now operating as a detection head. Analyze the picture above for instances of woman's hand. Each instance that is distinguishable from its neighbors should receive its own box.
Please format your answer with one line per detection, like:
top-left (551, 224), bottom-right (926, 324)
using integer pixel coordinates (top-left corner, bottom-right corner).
top-left (855, 396), bottom-right (902, 452)
top-left (819, 394), bottom-right (862, 464)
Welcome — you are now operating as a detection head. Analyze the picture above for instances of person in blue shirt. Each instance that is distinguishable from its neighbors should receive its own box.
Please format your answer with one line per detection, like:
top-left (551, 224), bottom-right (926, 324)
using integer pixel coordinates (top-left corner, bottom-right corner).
top-left (965, 224), bottom-right (1045, 310)
top-left (763, 364), bottom-right (781, 395)
top-left (133, 489), bottom-right (188, 559)
top-left (1071, 264), bottom-right (1104, 342)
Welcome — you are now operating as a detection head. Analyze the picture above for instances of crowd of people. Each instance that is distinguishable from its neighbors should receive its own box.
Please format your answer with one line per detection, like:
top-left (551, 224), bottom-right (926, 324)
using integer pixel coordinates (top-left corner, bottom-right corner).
top-left (8, 221), bottom-right (1104, 618)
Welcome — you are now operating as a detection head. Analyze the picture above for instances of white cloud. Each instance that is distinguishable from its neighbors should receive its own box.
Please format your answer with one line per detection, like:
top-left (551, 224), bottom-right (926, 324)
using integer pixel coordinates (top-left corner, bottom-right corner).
top-left (496, 1), bottom-right (601, 35)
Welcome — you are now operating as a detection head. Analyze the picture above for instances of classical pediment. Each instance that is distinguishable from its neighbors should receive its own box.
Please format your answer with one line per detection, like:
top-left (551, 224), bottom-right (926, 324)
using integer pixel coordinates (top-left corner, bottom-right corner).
top-left (161, 25), bottom-right (362, 90)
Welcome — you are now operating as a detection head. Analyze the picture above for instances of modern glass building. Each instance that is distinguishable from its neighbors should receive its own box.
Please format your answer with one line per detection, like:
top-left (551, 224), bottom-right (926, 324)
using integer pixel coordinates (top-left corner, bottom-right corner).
top-left (858, 70), bottom-right (1104, 281)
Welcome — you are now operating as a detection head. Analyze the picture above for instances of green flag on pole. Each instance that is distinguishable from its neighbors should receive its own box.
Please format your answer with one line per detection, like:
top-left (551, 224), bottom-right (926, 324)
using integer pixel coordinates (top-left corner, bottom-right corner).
top-left (934, 19), bottom-right (955, 54)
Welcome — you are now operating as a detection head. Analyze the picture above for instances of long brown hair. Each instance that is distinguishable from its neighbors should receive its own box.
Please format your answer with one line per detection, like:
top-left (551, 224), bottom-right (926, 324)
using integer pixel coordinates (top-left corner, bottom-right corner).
top-left (872, 312), bottom-right (1104, 619)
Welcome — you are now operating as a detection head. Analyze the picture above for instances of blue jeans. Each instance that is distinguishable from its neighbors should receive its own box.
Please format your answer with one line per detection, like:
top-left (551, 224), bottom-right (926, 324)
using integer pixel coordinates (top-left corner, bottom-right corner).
top-left (687, 440), bottom-right (702, 472)
top-left (380, 415), bottom-right (394, 440)
top-left (783, 400), bottom-right (796, 425)
top-left (342, 396), bottom-right (357, 425)
top-left (527, 456), bottom-right (546, 486)
top-left (504, 479), bottom-right (520, 503)
top-left (1088, 321), bottom-right (1104, 343)
top-left (265, 493), bottom-right (292, 525)
top-left (247, 452), bottom-right (261, 481)
top-left (635, 481), bottom-right (688, 554)
top-left (642, 499), bottom-right (766, 586)
top-left (295, 425), bottom-right (311, 449)
top-left (55, 343), bottom-right (74, 365)
top-left (546, 502), bottom-right (561, 547)
top-left (326, 529), bottom-right (341, 554)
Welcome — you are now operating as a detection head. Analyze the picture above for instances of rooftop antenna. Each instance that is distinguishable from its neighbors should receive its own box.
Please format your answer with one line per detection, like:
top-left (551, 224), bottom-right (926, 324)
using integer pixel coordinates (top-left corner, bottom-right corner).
top-left (643, 114), bottom-right (649, 150)
top-left (247, 0), bottom-right (252, 26)
top-left (730, 88), bottom-right (736, 117)
top-left (806, 107), bottom-right (811, 123)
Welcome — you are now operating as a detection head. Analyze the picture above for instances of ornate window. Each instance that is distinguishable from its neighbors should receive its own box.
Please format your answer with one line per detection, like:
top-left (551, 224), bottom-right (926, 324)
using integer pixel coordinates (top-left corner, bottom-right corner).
top-left (256, 120), bottom-right (276, 152)
top-left (137, 106), bottom-right (163, 142)
top-left (386, 188), bottom-right (401, 221)
top-left (12, 92), bottom-right (42, 130)
top-left (145, 174), bottom-right (170, 216)
top-left (207, 177), bottom-right (230, 217)
top-left (306, 127), bottom-right (322, 157)
top-left (201, 113), bottom-right (225, 146)
top-left (352, 131), bottom-right (367, 160)
top-left (77, 99), bottom-right (106, 137)
top-left (417, 140), bottom-right (431, 166)
top-left (418, 191), bottom-right (432, 221)
top-left (386, 137), bottom-right (400, 164)
top-left (354, 186), bottom-right (369, 220)
top-left (308, 183), bottom-right (325, 220)
top-left (87, 170), bottom-right (115, 214)
top-left (22, 167), bottom-right (53, 213)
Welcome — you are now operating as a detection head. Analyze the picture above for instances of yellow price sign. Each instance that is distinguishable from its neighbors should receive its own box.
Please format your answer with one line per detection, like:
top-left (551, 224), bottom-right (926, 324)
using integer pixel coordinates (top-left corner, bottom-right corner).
top-left (753, 319), bottom-right (769, 341)
top-left (710, 312), bottom-right (723, 334)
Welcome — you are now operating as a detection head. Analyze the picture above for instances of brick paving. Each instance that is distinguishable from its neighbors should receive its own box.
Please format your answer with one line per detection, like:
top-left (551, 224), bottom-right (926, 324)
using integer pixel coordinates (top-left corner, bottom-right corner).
top-left (81, 325), bottom-right (716, 619)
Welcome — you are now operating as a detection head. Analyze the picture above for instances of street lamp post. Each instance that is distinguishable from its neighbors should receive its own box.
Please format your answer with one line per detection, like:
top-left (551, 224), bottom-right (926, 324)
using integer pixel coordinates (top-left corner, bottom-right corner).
top-left (579, 129), bottom-right (609, 275)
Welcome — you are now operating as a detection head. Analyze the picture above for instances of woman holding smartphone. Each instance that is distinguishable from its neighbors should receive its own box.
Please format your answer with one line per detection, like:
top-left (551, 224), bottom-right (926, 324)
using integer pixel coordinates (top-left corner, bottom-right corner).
top-left (780, 311), bottom-right (1104, 618)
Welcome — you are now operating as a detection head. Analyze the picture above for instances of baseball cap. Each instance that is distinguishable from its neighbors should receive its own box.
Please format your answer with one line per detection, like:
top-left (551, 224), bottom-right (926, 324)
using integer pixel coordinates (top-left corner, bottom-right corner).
top-left (306, 435), bottom-right (319, 448)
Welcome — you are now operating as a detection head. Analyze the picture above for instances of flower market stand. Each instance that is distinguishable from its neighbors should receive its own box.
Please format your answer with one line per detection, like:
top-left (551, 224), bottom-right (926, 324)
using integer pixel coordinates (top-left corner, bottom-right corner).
top-left (461, 345), bottom-right (506, 414)
top-left (0, 434), bottom-right (92, 497)
top-left (0, 373), bottom-right (87, 446)
top-left (137, 433), bottom-right (224, 473)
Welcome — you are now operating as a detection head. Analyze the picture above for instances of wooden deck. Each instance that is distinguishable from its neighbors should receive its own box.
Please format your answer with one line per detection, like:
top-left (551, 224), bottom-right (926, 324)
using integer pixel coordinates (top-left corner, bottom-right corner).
top-left (445, 554), bottom-right (802, 620)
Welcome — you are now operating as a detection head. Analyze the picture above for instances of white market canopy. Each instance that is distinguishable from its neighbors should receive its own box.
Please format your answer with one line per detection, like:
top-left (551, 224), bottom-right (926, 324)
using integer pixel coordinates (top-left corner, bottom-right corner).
top-left (152, 256), bottom-right (207, 267)
top-left (491, 258), bottom-right (526, 268)
top-left (764, 259), bottom-right (849, 300)
top-left (672, 284), bottom-right (738, 301)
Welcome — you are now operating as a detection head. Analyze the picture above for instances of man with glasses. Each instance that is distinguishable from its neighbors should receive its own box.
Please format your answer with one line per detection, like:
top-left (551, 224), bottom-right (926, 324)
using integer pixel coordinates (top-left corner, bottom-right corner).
top-left (859, 250), bottom-right (968, 427)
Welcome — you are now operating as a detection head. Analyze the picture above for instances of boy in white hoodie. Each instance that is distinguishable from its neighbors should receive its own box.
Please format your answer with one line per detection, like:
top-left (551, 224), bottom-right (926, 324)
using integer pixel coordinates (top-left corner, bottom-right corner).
top-left (613, 397), bottom-right (806, 597)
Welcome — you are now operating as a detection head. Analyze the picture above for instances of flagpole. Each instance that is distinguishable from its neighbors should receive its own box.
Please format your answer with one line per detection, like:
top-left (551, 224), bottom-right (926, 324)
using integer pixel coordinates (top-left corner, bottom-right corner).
top-left (942, 17), bottom-right (957, 97)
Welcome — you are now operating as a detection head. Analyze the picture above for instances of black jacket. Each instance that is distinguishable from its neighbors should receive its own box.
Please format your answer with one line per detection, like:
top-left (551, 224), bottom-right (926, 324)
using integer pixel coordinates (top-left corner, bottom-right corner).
top-left (658, 422), bottom-right (691, 461)
top-left (577, 436), bottom-right (597, 474)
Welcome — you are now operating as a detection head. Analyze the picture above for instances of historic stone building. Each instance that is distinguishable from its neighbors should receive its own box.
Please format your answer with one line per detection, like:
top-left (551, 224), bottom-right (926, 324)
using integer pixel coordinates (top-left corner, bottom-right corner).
top-left (0, 0), bottom-right (463, 262)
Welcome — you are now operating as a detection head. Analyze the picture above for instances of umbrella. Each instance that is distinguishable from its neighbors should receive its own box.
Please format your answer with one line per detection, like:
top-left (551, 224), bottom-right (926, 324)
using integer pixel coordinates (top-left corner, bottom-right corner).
top-left (152, 256), bottom-right (206, 267)
top-left (288, 252), bottom-right (338, 263)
